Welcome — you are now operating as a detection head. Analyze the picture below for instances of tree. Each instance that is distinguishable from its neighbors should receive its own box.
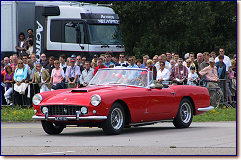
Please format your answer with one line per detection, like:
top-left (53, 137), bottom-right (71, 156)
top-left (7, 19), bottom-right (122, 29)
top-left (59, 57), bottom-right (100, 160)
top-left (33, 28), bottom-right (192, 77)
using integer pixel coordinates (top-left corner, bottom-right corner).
top-left (85, 1), bottom-right (236, 58)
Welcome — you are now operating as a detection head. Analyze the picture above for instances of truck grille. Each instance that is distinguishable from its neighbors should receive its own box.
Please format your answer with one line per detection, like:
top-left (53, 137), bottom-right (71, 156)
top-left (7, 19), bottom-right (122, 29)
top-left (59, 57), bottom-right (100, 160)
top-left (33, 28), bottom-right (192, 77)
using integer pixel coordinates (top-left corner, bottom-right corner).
top-left (41, 105), bottom-right (86, 115)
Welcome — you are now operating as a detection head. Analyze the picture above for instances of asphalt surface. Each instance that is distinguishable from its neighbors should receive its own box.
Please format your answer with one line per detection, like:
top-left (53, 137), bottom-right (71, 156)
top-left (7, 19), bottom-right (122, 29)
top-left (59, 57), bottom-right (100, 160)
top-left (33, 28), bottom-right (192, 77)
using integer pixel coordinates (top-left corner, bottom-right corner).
top-left (1, 121), bottom-right (236, 155)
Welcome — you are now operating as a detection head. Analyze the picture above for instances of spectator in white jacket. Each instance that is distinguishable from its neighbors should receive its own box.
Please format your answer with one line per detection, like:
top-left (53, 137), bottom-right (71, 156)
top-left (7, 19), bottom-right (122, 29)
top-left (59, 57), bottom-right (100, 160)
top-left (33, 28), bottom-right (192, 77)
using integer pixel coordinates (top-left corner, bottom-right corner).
top-left (214, 48), bottom-right (231, 72)
top-left (156, 61), bottom-right (170, 85)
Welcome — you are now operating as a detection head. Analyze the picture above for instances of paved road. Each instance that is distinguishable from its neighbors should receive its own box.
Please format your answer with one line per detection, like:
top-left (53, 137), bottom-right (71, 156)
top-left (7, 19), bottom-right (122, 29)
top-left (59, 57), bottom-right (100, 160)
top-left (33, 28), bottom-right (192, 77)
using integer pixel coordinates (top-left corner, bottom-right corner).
top-left (1, 121), bottom-right (236, 155)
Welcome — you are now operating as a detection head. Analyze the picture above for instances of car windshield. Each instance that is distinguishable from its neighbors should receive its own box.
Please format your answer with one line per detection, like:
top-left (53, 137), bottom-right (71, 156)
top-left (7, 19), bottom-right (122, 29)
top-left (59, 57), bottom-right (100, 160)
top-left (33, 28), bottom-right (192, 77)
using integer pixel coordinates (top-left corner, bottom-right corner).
top-left (89, 69), bottom-right (150, 87)
top-left (88, 24), bottom-right (123, 45)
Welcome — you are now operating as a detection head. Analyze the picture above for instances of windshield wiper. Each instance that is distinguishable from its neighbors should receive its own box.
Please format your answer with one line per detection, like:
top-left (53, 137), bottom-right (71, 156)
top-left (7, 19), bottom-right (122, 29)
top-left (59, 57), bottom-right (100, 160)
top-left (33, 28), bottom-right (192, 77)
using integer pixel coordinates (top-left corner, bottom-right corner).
top-left (116, 45), bottom-right (124, 48)
top-left (108, 82), bottom-right (127, 86)
top-left (101, 44), bottom-right (110, 48)
top-left (99, 41), bottom-right (110, 48)
top-left (108, 82), bottom-right (121, 84)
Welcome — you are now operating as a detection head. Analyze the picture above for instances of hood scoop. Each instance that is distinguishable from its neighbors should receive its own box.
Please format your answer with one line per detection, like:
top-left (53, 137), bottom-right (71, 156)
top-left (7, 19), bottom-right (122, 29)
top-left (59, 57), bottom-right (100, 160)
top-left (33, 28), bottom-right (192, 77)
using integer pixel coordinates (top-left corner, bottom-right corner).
top-left (71, 89), bottom-right (88, 93)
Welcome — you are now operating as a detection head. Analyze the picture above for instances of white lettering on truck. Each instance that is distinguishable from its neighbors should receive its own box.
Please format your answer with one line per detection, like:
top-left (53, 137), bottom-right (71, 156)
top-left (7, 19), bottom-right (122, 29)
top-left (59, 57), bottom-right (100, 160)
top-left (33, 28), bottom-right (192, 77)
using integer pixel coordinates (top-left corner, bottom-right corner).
top-left (100, 15), bottom-right (114, 19)
top-left (98, 19), bottom-right (119, 24)
top-left (36, 21), bottom-right (43, 58)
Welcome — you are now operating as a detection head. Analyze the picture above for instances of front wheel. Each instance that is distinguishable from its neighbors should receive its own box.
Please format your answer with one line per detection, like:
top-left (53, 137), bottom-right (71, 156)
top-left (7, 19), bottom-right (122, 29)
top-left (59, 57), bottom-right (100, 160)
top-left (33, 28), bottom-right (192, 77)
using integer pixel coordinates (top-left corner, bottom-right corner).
top-left (173, 98), bottom-right (193, 128)
top-left (41, 120), bottom-right (64, 135)
top-left (102, 103), bottom-right (125, 135)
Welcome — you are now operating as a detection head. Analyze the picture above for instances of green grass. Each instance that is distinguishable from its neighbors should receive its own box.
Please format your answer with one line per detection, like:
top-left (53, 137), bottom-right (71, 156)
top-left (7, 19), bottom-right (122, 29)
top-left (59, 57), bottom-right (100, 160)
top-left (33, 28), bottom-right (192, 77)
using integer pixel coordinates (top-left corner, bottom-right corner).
top-left (1, 105), bottom-right (237, 122)
top-left (1, 105), bottom-right (35, 122)
top-left (193, 107), bottom-right (236, 122)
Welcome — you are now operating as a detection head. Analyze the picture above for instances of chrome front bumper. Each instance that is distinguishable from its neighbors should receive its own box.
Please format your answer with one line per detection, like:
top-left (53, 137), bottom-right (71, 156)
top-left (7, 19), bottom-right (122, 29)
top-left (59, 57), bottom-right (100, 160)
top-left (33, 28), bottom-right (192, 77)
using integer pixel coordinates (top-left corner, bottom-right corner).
top-left (32, 110), bottom-right (107, 121)
top-left (197, 106), bottom-right (214, 112)
top-left (32, 115), bottom-right (107, 120)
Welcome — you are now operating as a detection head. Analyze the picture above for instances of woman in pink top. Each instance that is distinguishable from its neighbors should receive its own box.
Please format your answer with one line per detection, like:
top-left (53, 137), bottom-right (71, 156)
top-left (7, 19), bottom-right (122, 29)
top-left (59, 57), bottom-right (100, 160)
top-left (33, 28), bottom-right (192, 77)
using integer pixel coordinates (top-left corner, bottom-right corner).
top-left (50, 60), bottom-right (65, 90)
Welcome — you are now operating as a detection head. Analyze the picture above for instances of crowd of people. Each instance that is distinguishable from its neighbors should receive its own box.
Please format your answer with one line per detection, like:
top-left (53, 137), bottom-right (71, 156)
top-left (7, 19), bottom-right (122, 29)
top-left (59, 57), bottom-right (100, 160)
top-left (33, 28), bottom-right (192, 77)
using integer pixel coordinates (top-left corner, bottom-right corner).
top-left (0, 30), bottom-right (237, 107)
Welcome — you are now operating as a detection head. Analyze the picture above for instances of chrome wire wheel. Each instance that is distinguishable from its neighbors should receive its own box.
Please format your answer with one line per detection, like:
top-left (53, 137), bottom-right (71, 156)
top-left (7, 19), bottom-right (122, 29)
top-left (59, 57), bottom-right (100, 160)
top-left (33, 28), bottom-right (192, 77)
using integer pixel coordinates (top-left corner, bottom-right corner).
top-left (173, 98), bottom-right (193, 128)
top-left (102, 103), bottom-right (125, 134)
top-left (180, 102), bottom-right (192, 123)
top-left (111, 107), bottom-right (124, 130)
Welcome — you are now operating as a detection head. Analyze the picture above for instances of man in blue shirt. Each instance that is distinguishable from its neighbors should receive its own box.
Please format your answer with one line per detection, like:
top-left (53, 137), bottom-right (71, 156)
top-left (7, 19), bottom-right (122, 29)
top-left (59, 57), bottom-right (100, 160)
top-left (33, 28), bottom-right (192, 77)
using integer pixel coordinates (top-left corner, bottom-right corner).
top-left (127, 56), bottom-right (138, 68)
top-left (140, 55), bottom-right (149, 69)
top-left (103, 52), bottom-right (114, 68)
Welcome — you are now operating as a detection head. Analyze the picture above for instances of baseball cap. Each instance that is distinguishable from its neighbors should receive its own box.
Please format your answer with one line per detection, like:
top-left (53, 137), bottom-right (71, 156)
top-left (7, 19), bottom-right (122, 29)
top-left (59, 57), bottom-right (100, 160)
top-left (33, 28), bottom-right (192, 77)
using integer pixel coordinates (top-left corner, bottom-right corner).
top-left (209, 57), bottom-right (215, 62)
top-left (71, 54), bottom-right (77, 58)
top-left (70, 58), bottom-right (76, 62)
top-left (184, 53), bottom-right (190, 59)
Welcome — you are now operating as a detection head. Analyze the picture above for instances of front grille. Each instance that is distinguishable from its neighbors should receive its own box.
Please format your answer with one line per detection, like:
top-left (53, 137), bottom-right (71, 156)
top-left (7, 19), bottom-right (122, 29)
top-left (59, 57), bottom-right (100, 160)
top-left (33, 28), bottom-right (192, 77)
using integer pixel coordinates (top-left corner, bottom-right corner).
top-left (41, 105), bottom-right (86, 115)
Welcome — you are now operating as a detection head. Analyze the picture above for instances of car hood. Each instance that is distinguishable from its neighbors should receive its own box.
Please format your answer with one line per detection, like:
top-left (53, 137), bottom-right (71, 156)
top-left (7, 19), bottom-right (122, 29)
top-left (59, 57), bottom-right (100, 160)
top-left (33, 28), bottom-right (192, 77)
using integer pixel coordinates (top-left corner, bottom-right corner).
top-left (40, 85), bottom-right (138, 106)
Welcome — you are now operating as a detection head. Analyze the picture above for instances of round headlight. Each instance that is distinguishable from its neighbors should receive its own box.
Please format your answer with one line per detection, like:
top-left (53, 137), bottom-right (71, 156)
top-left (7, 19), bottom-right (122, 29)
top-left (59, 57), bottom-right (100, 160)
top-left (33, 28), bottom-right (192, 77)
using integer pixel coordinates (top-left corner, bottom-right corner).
top-left (81, 107), bottom-right (88, 114)
top-left (32, 94), bottom-right (42, 105)
top-left (91, 94), bottom-right (101, 106)
top-left (42, 107), bottom-right (48, 114)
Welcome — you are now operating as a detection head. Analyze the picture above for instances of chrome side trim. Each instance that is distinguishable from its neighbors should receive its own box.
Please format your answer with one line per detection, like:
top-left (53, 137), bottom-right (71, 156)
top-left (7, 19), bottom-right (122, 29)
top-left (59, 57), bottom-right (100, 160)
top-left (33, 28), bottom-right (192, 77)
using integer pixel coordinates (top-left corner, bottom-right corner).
top-left (32, 115), bottom-right (107, 121)
top-left (129, 119), bottom-right (173, 126)
top-left (197, 106), bottom-right (214, 112)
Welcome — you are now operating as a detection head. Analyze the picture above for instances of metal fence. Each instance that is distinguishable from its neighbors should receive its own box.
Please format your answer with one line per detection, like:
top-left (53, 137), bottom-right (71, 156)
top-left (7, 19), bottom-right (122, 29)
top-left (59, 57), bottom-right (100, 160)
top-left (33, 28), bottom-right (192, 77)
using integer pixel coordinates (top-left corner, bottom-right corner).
top-left (1, 79), bottom-right (237, 108)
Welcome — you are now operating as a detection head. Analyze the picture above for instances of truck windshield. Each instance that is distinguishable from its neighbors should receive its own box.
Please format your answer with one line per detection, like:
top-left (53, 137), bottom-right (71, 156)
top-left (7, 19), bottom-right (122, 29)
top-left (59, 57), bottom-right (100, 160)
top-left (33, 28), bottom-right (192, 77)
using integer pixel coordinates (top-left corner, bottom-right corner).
top-left (88, 24), bottom-right (123, 45)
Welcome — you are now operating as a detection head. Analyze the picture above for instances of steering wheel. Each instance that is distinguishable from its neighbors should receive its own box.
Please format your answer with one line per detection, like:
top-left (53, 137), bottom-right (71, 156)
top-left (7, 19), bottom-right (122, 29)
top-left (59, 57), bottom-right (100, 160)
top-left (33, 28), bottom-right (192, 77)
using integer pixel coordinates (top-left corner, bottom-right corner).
top-left (130, 77), bottom-right (145, 86)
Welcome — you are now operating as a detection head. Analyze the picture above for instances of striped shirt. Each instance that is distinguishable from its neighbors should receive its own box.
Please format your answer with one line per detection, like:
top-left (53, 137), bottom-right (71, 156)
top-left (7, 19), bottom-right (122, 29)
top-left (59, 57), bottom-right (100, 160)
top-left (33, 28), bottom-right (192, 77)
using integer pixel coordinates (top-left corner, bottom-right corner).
top-left (170, 65), bottom-right (188, 81)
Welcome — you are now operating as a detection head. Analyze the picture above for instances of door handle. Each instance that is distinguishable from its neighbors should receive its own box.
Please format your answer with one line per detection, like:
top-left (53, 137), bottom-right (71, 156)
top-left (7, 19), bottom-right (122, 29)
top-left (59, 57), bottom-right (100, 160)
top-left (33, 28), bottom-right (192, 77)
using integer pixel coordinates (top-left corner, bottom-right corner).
top-left (171, 92), bottom-right (176, 95)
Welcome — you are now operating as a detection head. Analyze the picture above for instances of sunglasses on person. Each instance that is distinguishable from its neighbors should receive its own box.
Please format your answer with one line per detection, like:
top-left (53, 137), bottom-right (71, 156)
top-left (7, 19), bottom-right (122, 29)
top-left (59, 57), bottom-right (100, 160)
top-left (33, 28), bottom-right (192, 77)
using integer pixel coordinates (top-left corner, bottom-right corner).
top-left (18, 63), bottom-right (23, 64)
top-left (119, 56), bottom-right (124, 58)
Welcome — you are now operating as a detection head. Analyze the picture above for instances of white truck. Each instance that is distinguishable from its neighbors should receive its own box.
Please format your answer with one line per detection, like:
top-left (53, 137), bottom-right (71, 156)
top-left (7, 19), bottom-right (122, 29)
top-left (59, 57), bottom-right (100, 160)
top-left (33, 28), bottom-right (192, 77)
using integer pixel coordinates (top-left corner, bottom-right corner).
top-left (1, 1), bottom-right (125, 59)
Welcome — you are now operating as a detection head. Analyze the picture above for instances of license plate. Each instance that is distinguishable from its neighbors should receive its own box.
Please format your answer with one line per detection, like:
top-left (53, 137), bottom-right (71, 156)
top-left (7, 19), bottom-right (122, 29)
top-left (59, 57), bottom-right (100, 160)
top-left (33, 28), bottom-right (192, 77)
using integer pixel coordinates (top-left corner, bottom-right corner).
top-left (55, 117), bottom-right (68, 121)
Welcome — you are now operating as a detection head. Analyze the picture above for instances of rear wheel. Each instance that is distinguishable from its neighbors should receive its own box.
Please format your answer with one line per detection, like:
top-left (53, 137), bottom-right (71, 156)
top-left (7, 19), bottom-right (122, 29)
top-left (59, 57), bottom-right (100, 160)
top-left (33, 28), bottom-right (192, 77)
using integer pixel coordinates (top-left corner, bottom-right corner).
top-left (41, 120), bottom-right (64, 135)
top-left (102, 103), bottom-right (125, 135)
top-left (173, 98), bottom-right (193, 128)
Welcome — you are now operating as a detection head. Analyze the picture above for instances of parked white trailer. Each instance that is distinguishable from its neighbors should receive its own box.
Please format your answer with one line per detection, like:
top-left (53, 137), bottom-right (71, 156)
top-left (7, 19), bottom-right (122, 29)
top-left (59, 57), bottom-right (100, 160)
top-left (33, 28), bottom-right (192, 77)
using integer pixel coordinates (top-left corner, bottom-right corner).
top-left (1, 1), bottom-right (35, 57)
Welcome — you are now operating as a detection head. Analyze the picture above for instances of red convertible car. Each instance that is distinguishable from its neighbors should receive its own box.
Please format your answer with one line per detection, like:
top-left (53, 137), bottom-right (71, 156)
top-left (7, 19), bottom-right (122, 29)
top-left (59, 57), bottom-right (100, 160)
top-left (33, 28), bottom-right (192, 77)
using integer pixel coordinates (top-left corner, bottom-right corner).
top-left (32, 68), bottom-right (213, 135)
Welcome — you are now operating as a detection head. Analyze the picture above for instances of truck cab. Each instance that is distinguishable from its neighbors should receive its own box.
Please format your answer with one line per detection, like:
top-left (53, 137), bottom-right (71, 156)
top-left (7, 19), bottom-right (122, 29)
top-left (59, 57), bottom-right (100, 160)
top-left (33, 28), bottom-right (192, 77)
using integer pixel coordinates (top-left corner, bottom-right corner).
top-left (35, 1), bottom-right (125, 59)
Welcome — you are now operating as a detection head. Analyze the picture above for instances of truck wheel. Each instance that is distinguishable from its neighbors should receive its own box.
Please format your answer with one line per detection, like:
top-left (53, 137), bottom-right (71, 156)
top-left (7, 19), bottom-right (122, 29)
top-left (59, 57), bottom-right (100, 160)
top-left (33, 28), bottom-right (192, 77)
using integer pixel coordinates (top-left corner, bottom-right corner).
top-left (173, 98), bottom-right (193, 128)
top-left (102, 103), bottom-right (125, 135)
top-left (41, 120), bottom-right (64, 135)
